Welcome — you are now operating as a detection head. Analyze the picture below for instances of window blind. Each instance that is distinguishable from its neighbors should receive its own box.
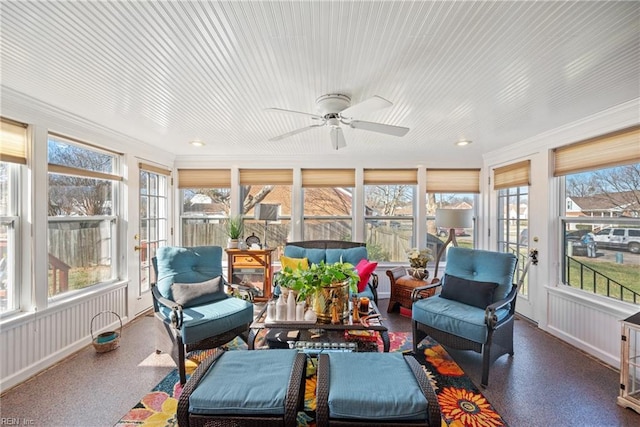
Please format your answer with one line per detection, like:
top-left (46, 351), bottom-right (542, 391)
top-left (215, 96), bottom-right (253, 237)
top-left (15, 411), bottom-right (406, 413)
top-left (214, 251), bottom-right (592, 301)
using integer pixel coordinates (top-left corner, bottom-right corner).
top-left (301, 169), bottom-right (355, 187)
top-left (493, 160), bottom-right (530, 190)
top-left (48, 164), bottom-right (123, 181)
top-left (239, 169), bottom-right (293, 185)
top-left (363, 169), bottom-right (417, 184)
top-left (553, 125), bottom-right (640, 176)
top-left (426, 169), bottom-right (480, 193)
top-left (139, 162), bottom-right (171, 176)
top-left (0, 117), bottom-right (27, 164)
top-left (178, 169), bottom-right (231, 188)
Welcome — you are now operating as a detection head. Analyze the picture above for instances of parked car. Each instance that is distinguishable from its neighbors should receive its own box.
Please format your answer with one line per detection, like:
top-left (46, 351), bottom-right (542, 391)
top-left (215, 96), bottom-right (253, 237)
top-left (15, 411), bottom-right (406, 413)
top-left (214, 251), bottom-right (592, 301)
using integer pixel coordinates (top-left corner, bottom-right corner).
top-left (593, 228), bottom-right (640, 254)
top-left (565, 230), bottom-right (596, 256)
top-left (436, 227), bottom-right (466, 237)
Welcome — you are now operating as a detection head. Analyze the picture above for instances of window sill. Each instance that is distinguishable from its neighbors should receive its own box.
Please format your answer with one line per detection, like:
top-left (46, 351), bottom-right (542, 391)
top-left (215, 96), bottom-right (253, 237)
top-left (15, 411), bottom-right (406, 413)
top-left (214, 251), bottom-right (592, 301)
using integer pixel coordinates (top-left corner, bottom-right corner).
top-left (546, 284), bottom-right (639, 318)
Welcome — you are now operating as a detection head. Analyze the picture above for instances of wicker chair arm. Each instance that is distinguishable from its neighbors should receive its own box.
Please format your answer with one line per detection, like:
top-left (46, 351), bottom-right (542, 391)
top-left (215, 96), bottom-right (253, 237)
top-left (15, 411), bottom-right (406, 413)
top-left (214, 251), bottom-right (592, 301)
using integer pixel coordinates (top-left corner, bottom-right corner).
top-left (284, 352), bottom-right (307, 426)
top-left (411, 278), bottom-right (442, 302)
top-left (316, 354), bottom-right (330, 426)
top-left (404, 355), bottom-right (441, 426)
top-left (151, 285), bottom-right (183, 329)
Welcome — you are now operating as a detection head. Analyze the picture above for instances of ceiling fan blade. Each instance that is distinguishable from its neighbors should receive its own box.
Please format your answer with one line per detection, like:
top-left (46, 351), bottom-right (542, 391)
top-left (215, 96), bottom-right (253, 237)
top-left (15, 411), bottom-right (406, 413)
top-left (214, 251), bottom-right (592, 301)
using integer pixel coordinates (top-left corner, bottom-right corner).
top-left (350, 120), bottom-right (409, 137)
top-left (340, 95), bottom-right (392, 119)
top-left (330, 127), bottom-right (347, 150)
top-left (265, 107), bottom-right (323, 120)
top-left (268, 124), bottom-right (323, 141)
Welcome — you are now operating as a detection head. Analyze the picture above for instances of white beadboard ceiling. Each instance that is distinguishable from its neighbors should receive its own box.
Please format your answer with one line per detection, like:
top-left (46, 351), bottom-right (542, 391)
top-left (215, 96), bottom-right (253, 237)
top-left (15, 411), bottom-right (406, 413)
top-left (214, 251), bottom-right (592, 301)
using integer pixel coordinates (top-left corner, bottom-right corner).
top-left (1, 1), bottom-right (638, 166)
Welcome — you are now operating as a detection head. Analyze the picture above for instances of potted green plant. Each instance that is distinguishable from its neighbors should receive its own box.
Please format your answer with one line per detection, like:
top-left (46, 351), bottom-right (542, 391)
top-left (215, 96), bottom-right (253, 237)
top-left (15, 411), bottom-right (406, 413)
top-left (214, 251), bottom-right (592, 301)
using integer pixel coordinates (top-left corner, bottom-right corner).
top-left (224, 215), bottom-right (244, 248)
top-left (278, 261), bottom-right (359, 323)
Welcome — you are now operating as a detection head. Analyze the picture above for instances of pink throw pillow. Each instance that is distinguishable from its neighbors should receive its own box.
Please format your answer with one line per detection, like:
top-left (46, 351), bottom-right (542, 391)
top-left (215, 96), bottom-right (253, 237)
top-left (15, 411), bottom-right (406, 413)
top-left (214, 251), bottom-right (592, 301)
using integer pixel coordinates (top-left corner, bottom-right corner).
top-left (355, 259), bottom-right (378, 292)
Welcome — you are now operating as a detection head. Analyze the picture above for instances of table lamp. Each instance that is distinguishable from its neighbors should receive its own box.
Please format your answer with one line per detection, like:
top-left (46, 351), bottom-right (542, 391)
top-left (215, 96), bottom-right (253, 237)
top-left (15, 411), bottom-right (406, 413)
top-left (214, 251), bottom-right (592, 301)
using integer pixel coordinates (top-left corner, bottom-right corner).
top-left (254, 203), bottom-right (279, 248)
top-left (433, 208), bottom-right (473, 278)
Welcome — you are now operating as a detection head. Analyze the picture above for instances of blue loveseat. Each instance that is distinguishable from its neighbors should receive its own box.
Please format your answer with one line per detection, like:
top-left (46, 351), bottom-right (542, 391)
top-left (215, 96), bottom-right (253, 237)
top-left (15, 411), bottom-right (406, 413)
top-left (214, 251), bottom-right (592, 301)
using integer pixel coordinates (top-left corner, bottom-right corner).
top-left (278, 240), bottom-right (378, 303)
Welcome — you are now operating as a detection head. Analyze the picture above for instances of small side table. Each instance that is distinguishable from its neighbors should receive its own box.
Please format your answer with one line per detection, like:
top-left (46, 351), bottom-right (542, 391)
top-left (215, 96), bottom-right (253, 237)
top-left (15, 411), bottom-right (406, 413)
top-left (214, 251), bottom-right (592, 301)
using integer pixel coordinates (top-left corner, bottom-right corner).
top-left (618, 311), bottom-right (640, 413)
top-left (386, 266), bottom-right (436, 313)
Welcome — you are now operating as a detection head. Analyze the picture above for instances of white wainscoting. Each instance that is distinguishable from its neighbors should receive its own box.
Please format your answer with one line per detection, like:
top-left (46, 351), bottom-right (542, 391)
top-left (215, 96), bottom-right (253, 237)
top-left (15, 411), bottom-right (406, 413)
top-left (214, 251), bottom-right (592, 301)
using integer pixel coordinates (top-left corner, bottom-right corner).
top-left (0, 284), bottom-right (127, 392)
top-left (546, 287), bottom-right (635, 368)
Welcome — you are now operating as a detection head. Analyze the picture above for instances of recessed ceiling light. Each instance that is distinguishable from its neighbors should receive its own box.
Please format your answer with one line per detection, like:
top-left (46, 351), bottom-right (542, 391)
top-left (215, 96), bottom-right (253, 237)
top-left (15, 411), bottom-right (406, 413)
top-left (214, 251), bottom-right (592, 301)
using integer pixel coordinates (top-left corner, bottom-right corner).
top-left (455, 139), bottom-right (472, 146)
top-left (190, 139), bottom-right (205, 147)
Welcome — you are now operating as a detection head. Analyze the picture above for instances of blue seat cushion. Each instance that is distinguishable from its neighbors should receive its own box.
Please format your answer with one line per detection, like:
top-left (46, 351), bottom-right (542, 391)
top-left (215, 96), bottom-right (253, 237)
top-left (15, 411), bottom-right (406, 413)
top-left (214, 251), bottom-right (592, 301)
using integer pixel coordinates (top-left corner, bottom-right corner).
top-left (159, 296), bottom-right (253, 344)
top-left (444, 247), bottom-right (516, 302)
top-left (325, 247), bottom-right (368, 265)
top-left (189, 350), bottom-right (299, 416)
top-left (327, 352), bottom-right (427, 421)
top-left (412, 295), bottom-right (510, 343)
top-left (155, 246), bottom-right (224, 300)
top-left (284, 246), bottom-right (326, 265)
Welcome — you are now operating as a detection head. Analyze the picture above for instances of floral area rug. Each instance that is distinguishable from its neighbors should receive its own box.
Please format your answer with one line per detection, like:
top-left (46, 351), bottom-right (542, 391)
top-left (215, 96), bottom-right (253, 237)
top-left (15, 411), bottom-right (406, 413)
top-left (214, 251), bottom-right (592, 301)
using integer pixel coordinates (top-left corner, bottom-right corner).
top-left (115, 332), bottom-right (506, 427)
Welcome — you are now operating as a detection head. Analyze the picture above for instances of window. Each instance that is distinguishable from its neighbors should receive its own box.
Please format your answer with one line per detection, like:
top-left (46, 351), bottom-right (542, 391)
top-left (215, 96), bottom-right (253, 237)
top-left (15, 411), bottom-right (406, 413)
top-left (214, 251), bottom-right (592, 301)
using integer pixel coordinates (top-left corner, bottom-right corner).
top-left (364, 169), bottom-right (417, 262)
top-left (426, 169), bottom-right (480, 264)
top-left (1, 118), bottom-right (26, 314)
top-left (47, 134), bottom-right (121, 298)
top-left (239, 169), bottom-right (292, 252)
top-left (302, 169), bottom-right (354, 241)
top-left (555, 125), bottom-right (639, 303)
top-left (179, 169), bottom-right (231, 248)
top-left (494, 160), bottom-right (531, 294)
top-left (139, 163), bottom-right (169, 293)
top-left (560, 164), bottom-right (640, 304)
top-left (426, 193), bottom-right (476, 255)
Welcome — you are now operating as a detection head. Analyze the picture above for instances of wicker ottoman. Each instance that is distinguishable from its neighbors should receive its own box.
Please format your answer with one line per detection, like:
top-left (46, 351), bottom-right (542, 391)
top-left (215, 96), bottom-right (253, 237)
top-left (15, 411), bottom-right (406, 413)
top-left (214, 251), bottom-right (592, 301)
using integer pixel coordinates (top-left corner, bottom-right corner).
top-left (316, 352), bottom-right (440, 426)
top-left (177, 349), bottom-right (306, 427)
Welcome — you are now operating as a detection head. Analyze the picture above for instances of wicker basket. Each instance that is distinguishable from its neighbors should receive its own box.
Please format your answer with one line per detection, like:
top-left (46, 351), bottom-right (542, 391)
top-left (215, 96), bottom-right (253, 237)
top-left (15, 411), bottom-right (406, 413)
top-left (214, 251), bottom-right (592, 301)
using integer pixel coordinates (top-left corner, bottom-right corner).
top-left (91, 311), bottom-right (122, 353)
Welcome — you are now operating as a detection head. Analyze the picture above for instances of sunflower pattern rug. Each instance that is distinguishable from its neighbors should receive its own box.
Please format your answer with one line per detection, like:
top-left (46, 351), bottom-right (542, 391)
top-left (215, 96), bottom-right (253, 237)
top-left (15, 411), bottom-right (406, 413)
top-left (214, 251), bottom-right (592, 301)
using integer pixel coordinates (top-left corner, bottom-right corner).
top-left (115, 332), bottom-right (506, 427)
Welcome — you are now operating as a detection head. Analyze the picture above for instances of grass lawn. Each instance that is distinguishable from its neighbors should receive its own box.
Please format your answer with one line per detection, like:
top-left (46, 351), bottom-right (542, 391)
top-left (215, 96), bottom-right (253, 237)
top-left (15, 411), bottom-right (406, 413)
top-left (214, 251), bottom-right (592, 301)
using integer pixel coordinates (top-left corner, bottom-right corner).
top-left (566, 256), bottom-right (640, 303)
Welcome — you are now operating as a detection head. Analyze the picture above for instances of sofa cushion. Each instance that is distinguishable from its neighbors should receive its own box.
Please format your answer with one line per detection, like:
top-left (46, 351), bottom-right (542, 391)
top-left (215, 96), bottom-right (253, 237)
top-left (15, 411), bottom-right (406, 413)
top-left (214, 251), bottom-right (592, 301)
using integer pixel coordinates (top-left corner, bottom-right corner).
top-left (440, 274), bottom-right (498, 309)
top-left (283, 246), bottom-right (326, 265)
top-left (159, 297), bottom-right (254, 344)
top-left (354, 259), bottom-right (378, 292)
top-left (326, 352), bottom-right (427, 421)
top-left (325, 246), bottom-right (368, 265)
top-left (280, 255), bottom-right (309, 271)
top-left (155, 246), bottom-right (224, 300)
top-left (412, 296), bottom-right (510, 343)
top-left (444, 247), bottom-right (517, 302)
top-left (171, 276), bottom-right (226, 307)
top-left (189, 350), bottom-right (299, 416)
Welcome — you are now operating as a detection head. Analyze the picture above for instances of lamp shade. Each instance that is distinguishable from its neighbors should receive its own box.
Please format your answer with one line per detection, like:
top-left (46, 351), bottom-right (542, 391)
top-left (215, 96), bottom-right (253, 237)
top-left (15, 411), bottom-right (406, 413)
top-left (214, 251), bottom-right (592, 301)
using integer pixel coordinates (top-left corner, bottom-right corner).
top-left (435, 208), bottom-right (473, 229)
top-left (254, 203), bottom-right (279, 221)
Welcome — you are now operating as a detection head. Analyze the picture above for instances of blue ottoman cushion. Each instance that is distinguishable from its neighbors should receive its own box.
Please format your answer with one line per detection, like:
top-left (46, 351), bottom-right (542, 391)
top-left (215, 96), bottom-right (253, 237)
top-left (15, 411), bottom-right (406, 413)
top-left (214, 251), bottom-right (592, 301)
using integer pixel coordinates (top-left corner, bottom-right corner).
top-left (189, 349), bottom-right (299, 416)
top-left (327, 352), bottom-right (427, 421)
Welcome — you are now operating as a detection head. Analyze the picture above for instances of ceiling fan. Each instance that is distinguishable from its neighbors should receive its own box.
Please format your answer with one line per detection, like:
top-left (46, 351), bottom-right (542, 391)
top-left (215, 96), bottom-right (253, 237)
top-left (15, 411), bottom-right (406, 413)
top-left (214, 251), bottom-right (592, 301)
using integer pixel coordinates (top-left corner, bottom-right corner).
top-left (266, 94), bottom-right (410, 150)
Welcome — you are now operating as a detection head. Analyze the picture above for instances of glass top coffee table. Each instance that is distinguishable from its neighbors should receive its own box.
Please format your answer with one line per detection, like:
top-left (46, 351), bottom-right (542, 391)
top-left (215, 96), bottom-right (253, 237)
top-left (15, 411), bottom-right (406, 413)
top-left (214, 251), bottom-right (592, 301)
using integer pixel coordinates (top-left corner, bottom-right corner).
top-left (248, 300), bottom-right (390, 352)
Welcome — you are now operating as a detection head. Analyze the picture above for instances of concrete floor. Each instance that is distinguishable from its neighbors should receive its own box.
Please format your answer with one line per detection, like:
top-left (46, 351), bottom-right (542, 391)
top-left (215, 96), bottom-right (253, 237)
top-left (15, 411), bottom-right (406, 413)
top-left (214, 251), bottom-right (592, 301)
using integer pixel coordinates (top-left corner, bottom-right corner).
top-left (1, 299), bottom-right (639, 427)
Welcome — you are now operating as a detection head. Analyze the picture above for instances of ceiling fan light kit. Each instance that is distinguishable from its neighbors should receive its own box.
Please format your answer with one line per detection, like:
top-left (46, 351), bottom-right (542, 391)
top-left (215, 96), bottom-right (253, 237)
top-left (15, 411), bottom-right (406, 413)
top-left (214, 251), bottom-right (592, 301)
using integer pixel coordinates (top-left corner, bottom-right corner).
top-left (267, 93), bottom-right (410, 150)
